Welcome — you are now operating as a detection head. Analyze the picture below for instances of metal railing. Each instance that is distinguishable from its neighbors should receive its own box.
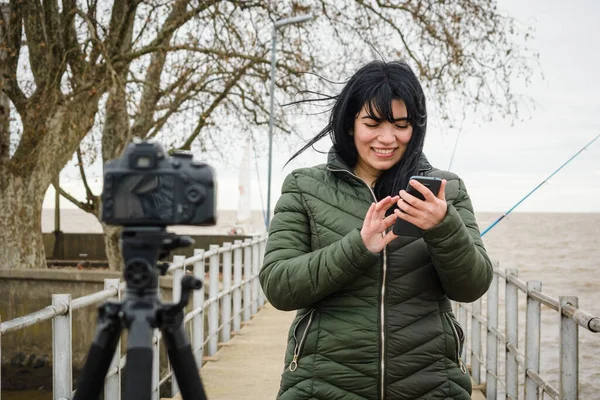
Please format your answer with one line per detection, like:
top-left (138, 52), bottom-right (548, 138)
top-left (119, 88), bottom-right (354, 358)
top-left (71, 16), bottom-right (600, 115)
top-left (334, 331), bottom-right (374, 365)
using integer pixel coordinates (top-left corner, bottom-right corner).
top-left (3, 248), bottom-right (599, 400)
top-left (0, 235), bottom-right (268, 400)
top-left (454, 262), bottom-right (600, 400)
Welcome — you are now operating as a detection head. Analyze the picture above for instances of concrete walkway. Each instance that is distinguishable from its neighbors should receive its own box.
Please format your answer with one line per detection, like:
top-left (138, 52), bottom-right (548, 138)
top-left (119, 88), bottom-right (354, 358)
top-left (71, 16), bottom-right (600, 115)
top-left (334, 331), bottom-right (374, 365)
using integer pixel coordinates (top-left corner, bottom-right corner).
top-left (166, 303), bottom-right (485, 400)
top-left (166, 303), bottom-right (294, 400)
top-left (200, 304), bottom-right (294, 399)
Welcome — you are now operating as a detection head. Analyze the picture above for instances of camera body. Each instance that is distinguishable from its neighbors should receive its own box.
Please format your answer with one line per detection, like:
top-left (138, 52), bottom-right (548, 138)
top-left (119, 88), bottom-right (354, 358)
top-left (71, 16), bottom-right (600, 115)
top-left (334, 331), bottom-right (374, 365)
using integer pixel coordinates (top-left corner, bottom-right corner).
top-left (101, 140), bottom-right (216, 227)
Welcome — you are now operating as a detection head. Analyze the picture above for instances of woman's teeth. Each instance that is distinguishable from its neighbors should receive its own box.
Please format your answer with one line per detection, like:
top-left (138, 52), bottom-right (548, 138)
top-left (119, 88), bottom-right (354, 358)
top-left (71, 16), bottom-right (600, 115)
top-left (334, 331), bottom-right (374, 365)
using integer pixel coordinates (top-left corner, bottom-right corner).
top-left (373, 148), bottom-right (394, 154)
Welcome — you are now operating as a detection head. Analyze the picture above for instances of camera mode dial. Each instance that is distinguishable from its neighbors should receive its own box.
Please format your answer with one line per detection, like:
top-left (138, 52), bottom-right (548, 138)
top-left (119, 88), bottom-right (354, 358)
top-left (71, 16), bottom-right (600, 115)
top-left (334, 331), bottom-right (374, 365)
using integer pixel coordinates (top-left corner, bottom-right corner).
top-left (186, 185), bottom-right (206, 204)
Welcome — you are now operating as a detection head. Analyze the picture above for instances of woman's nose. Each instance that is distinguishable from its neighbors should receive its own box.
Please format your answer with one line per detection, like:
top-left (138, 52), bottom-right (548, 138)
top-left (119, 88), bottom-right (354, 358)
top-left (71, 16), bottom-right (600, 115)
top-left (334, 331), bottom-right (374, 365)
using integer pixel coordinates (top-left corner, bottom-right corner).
top-left (378, 124), bottom-right (396, 143)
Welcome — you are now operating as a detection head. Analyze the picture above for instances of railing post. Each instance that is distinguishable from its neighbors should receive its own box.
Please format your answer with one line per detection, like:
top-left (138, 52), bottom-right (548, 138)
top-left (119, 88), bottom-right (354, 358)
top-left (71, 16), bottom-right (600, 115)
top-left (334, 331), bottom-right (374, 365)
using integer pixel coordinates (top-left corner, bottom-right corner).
top-left (458, 304), bottom-right (468, 366)
top-left (152, 331), bottom-right (160, 400)
top-left (505, 268), bottom-right (519, 400)
top-left (1, 314), bottom-right (3, 398)
top-left (486, 273), bottom-right (499, 400)
top-left (559, 296), bottom-right (579, 400)
top-left (232, 240), bottom-right (243, 333)
top-left (243, 239), bottom-right (252, 322)
top-left (170, 255), bottom-right (185, 396)
top-left (193, 249), bottom-right (205, 367)
top-left (52, 294), bottom-right (72, 400)
top-left (208, 245), bottom-right (220, 356)
top-left (525, 281), bottom-right (542, 400)
top-left (258, 236), bottom-right (267, 307)
top-left (220, 243), bottom-right (232, 343)
top-left (471, 298), bottom-right (482, 384)
top-left (104, 279), bottom-right (121, 400)
top-left (251, 238), bottom-right (259, 315)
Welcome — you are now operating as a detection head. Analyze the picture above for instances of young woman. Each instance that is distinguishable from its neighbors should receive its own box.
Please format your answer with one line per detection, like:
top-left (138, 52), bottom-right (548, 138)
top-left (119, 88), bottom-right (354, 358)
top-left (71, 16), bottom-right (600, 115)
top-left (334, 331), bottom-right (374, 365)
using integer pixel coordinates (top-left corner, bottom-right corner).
top-left (259, 60), bottom-right (493, 400)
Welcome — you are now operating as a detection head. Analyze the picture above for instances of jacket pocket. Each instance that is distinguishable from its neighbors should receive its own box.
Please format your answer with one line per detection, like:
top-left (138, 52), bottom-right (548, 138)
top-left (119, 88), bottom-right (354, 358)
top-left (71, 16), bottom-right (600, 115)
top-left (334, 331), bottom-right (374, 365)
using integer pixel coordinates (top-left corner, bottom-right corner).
top-left (444, 312), bottom-right (467, 374)
top-left (288, 309), bottom-right (315, 372)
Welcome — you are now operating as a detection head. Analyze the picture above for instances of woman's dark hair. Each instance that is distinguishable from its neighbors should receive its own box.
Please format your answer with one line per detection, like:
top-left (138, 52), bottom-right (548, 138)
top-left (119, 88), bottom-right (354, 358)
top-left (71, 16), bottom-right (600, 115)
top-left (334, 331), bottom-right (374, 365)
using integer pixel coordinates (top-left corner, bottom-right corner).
top-left (288, 60), bottom-right (427, 201)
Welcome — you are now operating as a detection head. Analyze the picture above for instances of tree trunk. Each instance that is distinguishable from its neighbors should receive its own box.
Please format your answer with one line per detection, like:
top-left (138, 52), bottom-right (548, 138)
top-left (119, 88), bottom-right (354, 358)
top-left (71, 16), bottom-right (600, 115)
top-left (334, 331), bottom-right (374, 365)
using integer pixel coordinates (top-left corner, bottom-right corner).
top-left (102, 223), bottom-right (123, 271)
top-left (0, 173), bottom-right (47, 268)
top-left (0, 94), bottom-right (102, 269)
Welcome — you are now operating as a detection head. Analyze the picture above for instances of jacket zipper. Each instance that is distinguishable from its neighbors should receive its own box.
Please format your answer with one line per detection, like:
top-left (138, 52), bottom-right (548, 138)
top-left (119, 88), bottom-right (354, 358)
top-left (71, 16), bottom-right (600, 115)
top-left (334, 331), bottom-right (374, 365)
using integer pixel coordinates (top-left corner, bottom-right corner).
top-left (327, 166), bottom-right (387, 399)
top-left (289, 309), bottom-right (315, 372)
top-left (446, 313), bottom-right (467, 374)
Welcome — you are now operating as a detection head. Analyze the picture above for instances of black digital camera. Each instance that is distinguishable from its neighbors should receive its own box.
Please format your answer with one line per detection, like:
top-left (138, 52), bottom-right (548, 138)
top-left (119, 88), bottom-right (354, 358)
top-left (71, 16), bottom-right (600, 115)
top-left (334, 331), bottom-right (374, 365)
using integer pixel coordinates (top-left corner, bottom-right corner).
top-left (101, 139), bottom-right (217, 226)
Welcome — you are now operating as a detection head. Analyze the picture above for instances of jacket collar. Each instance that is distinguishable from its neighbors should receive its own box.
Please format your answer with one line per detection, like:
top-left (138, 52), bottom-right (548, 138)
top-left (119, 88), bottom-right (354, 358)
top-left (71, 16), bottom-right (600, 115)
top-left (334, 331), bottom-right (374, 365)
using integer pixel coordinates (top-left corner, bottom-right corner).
top-left (326, 147), bottom-right (433, 173)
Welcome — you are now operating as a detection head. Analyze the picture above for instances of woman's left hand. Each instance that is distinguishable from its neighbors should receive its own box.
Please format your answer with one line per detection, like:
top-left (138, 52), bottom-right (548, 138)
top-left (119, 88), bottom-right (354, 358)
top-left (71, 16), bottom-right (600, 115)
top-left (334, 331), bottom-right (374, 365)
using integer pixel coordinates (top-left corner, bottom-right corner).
top-left (394, 179), bottom-right (448, 230)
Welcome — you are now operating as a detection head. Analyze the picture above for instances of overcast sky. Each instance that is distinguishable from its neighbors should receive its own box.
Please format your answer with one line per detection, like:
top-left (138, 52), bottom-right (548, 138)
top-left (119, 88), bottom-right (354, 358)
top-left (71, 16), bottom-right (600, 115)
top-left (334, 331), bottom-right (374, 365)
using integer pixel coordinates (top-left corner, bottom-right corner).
top-left (44, 0), bottom-right (600, 214)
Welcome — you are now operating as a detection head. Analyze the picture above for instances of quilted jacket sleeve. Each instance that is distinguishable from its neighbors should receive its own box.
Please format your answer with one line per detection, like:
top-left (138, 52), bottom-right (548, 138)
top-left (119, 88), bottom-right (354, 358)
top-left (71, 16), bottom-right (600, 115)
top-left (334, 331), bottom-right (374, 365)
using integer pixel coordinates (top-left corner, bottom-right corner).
top-left (422, 178), bottom-right (493, 303)
top-left (259, 172), bottom-right (380, 311)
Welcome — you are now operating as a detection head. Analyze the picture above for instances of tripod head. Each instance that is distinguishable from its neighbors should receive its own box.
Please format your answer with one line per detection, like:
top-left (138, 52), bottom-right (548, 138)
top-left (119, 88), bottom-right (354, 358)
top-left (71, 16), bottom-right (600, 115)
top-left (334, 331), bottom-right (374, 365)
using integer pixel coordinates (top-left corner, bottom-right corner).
top-left (121, 226), bottom-right (197, 291)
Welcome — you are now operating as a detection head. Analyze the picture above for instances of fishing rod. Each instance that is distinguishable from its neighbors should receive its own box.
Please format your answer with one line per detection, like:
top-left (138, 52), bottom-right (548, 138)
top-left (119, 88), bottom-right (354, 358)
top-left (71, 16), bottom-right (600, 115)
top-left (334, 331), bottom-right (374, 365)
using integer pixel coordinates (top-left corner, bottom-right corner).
top-left (480, 133), bottom-right (600, 237)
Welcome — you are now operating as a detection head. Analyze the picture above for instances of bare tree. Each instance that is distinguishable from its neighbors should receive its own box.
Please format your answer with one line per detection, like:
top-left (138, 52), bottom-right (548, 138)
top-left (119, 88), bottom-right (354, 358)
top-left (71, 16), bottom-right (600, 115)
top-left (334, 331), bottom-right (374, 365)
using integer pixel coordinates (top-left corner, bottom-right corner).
top-left (0, 0), bottom-right (536, 270)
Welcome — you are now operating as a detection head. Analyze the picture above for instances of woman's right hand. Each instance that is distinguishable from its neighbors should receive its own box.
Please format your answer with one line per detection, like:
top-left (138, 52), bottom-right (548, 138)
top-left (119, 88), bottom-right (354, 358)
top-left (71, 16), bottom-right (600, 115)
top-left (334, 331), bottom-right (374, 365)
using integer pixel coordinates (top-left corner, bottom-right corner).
top-left (360, 196), bottom-right (399, 253)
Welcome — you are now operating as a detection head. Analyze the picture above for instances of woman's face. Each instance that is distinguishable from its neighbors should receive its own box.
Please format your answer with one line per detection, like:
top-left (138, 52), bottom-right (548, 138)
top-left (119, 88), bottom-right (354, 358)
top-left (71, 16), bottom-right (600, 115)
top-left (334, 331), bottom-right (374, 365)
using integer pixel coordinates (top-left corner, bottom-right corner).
top-left (352, 99), bottom-right (413, 183)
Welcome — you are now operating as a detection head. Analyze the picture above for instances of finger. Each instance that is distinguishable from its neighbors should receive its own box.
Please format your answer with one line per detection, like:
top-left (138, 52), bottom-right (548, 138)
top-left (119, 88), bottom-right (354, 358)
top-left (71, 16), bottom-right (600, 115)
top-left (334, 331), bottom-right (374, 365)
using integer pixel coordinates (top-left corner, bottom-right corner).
top-left (394, 208), bottom-right (421, 227)
top-left (399, 189), bottom-right (424, 209)
top-left (409, 179), bottom-right (436, 202)
top-left (382, 212), bottom-right (398, 229)
top-left (397, 198), bottom-right (420, 217)
top-left (374, 196), bottom-right (395, 222)
top-left (381, 230), bottom-right (398, 246)
top-left (383, 195), bottom-right (400, 212)
top-left (437, 179), bottom-right (447, 201)
top-left (376, 196), bottom-right (393, 211)
top-left (372, 197), bottom-right (389, 223)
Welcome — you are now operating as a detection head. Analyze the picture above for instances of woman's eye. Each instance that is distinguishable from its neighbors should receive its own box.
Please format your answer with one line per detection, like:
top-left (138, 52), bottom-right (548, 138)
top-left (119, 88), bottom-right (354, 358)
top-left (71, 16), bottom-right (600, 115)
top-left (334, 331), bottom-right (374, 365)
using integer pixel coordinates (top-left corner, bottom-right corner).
top-left (395, 124), bottom-right (410, 129)
top-left (365, 123), bottom-right (379, 128)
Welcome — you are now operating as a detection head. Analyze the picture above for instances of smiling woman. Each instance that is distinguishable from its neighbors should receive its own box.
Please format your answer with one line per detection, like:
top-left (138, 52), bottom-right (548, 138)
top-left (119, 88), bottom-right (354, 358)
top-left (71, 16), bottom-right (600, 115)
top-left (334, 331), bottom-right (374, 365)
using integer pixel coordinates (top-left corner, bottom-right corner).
top-left (259, 60), bottom-right (493, 400)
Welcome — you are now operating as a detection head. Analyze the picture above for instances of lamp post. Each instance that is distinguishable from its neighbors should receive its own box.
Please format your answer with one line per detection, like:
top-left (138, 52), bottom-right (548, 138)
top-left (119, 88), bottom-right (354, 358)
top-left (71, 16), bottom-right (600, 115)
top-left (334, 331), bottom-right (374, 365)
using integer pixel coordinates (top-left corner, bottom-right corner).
top-left (266, 14), bottom-right (313, 229)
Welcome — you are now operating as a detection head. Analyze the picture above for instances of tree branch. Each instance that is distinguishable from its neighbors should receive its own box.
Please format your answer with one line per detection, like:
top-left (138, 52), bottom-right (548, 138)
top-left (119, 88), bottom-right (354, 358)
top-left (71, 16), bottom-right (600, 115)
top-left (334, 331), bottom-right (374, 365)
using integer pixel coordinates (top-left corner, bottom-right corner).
top-left (76, 147), bottom-right (96, 202)
top-left (113, 0), bottom-right (222, 67)
top-left (102, 81), bottom-right (130, 162)
top-left (21, 1), bottom-right (51, 90)
top-left (116, 45), bottom-right (274, 69)
top-left (55, 183), bottom-right (96, 213)
top-left (2, 1), bottom-right (27, 115)
top-left (73, 9), bottom-right (118, 80)
top-left (61, 0), bottom-right (87, 82)
top-left (0, 3), bottom-right (12, 164)
top-left (356, 0), bottom-right (424, 76)
top-left (130, 0), bottom-right (195, 140)
top-left (105, 0), bottom-right (139, 64)
top-left (42, 0), bottom-right (64, 86)
top-left (177, 60), bottom-right (254, 150)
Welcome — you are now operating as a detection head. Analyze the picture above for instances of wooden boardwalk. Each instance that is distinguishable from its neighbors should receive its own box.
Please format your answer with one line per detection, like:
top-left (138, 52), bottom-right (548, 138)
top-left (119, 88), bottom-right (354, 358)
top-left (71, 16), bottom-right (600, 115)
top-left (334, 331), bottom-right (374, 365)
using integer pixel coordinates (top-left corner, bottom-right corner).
top-left (165, 303), bottom-right (485, 400)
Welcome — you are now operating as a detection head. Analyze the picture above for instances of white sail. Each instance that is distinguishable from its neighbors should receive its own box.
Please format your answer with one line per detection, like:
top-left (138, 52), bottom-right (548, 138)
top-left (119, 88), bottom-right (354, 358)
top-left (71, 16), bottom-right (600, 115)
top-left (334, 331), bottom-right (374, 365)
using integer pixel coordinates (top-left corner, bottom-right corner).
top-left (236, 139), bottom-right (252, 224)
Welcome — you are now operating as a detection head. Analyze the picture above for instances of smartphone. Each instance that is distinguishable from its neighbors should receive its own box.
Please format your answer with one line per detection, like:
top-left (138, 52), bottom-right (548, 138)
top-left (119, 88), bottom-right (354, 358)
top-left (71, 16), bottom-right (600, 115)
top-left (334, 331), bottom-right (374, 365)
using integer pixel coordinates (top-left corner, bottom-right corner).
top-left (392, 176), bottom-right (443, 237)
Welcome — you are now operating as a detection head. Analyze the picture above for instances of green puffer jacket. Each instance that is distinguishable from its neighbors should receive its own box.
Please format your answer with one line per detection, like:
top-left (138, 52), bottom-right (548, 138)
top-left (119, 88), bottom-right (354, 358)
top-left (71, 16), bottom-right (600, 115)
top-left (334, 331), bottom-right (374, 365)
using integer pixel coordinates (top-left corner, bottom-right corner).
top-left (260, 150), bottom-right (493, 400)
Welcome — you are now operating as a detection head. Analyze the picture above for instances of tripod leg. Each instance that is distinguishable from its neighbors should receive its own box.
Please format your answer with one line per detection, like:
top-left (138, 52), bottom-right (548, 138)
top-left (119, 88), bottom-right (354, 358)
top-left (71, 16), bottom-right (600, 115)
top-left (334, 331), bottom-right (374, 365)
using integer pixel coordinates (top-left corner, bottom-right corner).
top-left (73, 302), bottom-right (123, 400)
top-left (123, 309), bottom-right (156, 400)
top-left (162, 320), bottom-right (208, 400)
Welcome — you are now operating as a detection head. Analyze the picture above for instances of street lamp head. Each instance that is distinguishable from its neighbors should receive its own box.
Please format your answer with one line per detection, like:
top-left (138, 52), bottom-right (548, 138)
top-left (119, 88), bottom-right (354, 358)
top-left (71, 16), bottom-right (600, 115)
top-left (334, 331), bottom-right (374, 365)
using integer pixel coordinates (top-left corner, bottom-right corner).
top-left (274, 14), bottom-right (314, 28)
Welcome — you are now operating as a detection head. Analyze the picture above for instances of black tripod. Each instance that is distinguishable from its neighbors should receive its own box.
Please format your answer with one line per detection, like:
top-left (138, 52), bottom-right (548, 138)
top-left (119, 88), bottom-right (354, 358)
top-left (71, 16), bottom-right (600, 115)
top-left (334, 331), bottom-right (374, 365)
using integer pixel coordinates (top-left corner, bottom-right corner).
top-left (73, 227), bottom-right (208, 400)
